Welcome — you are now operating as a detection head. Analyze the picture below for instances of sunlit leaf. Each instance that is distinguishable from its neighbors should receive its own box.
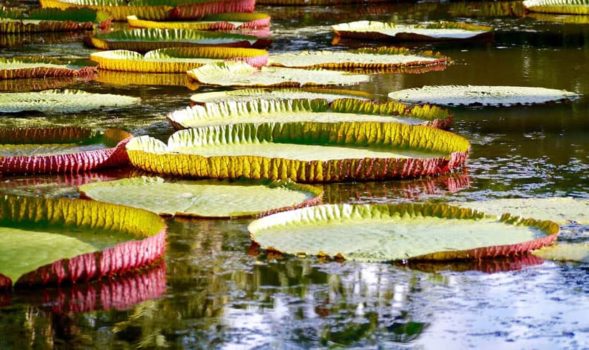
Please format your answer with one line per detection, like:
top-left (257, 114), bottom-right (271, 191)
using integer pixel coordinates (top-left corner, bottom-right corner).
top-left (523, 0), bottom-right (589, 15)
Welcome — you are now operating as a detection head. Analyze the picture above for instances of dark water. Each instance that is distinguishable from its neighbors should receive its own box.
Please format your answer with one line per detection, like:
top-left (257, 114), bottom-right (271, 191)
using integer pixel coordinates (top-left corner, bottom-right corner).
top-left (1, 1), bottom-right (589, 349)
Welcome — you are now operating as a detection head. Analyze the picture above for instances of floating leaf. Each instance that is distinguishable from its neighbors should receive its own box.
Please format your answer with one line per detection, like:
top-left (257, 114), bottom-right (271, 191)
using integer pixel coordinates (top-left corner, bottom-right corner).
top-left (190, 88), bottom-right (372, 104)
top-left (90, 47), bottom-right (268, 73)
top-left (0, 8), bottom-right (102, 33)
top-left (127, 12), bottom-right (270, 31)
top-left (448, 1), bottom-right (526, 17)
top-left (0, 89), bottom-right (140, 113)
top-left (88, 28), bottom-right (270, 51)
top-left (248, 203), bottom-right (559, 261)
top-left (268, 47), bottom-right (449, 73)
top-left (0, 127), bottom-right (131, 175)
top-left (452, 198), bottom-right (589, 225)
top-left (40, 0), bottom-right (256, 21)
top-left (168, 98), bottom-right (452, 129)
top-left (533, 243), bottom-right (589, 263)
top-left (332, 21), bottom-right (493, 41)
top-left (0, 194), bottom-right (166, 288)
top-left (80, 176), bottom-right (322, 218)
top-left (126, 121), bottom-right (470, 182)
top-left (0, 58), bottom-right (95, 80)
top-left (96, 70), bottom-right (199, 89)
top-left (187, 61), bottom-right (370, 87)
top-left (523, 0), bottom-right (589, 15)
top-left (388, 85), bottom-right (579, 106)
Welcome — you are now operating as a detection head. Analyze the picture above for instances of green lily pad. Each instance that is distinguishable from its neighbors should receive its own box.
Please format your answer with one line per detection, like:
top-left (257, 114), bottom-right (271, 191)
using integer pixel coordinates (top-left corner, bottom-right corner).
top-left (388, 85), bottom-right (579, 106)
top-left (80, 176), bottom-right (323, 218)
top-left (189, 88), bottom-right (371, 104)
top-left (0, 8), bottom-right (103, 33)
top-left (187, 62), bottom-right (370, 87)
top-left (0, 89), bottom-right (140, 113)
top-left (248, 204), bottom-right (559, 261)
top-left (533, 243), bottom-right (589, 263)
top-left (451, 198), bottom-right (589, 225)
top-left (523, 0), bottom-right (589, 15)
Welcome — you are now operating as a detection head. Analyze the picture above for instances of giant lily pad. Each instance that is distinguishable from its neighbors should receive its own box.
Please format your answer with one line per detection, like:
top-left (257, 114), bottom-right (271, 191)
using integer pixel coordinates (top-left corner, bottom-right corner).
top-left (452, 198), bottom-right (589, 225)
top-left (80, 176), bottom-right (323, 218)
top-left (268, 47), bottom-right (449, 73)
top-left (248, 203), bottom-right (559, 261)
top-left (533, 243), bottom-right (589, 263)
top-left (0, 8), bottom-right (105, 33)
top-left (90, 47), bottom-right (268, 73)
top-left (40, 0), bottom-right (256, 21)
top-left (0, 58), bottom-right (95, 80)
top-left (168, 98), bottom-right (453, 129)
top-left (0, 89), bottom-right (140, 113)
top-left (190, 88), bottom-right (372, 104)
top-left (0, 195), bottom-right (166, 288)
top-left (332, 21), bottom-right (493, 42)
top-left (0, 127), bottom-right (131, 175)
top-left (127, 12), bottom-right (270, 31)
top-left (523, 0), bottom-right (589, 15)
top-left (388, 85), bottom-right (579, 106)
top-left (126, 121), bottom-right (470, 182)
top-left (187, 62), bottom-right (370, 87)
top-left (88, 28), bottom-right (270, 51)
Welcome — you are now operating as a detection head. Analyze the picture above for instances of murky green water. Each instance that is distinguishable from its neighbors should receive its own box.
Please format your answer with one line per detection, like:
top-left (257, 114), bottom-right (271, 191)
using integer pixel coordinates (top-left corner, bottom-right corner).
top-left (1, 1), bottom-right (589, 349)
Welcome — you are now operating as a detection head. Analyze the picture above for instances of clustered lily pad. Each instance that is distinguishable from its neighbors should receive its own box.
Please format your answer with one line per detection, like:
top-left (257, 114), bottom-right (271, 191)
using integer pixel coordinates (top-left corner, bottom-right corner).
top-left (0, 8), bottom-right (105, 33)
top-left (0, 89), bottom-right (140, 113)
top-left (0, 58), bottom-right (95, 80)
top-left (189, 88), bottom-right (372, 104)
top-left (248, 203), bottom-right (559, 261)
top-left (167, 97), bottom-right (453, 129)
top-left (127, 12), bottom-right (271, 31)
top-left (90, 47), bottom-right (268, 73)
top-left (187, 61), bottom-right (371, 87)
top-left (125, 121), bottom-right (470, 182)
top-left (0, 127), bottom-right (131, 174)
top-left (523, 0), bottom-right (589, 15)
top-left (80, 176), bottom-right (323, 218)
top-left (388, 85), bottom-right (579, 106)
top-left (332, 21), bottom-right (493, 41)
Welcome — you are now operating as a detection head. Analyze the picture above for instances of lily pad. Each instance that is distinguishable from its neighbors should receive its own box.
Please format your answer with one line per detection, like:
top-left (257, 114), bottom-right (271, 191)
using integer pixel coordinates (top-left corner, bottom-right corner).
top-left (187, 62), bottom-right (370, 87)
top-left (533, 243), bottom-right (589, 263)
top-left (80, 176), bottom-right (323, 218)
top-left (0, 58), bottom-right (95, 80)
top-left (88, 28), bottom-right (270, 51)
top-left (0, 89), bottom-right (140, 113)
top-left (127, 12), bottom-right (270, 31)
top-left (0, 127), bottom-right (131, 175)
top-left (168, 98), bottom-right (453, 129)
top-left (248, 203), bottom-right (559, 261)
top-left (0, 194), bottom-right (166, 288)
top-left (190, 88), bottom-right (372, 104)
top-left (0, 8), bottom-right (103, 33)
top-left (452, 198), bottom-right (589, 225)
top-left (90, 47), bottom-right (268, 73)
top-left (332, 21), bottom-right (493, 42)
top-left (126, 121), bottom-right (470, 182)
top-left (523, 0), bottom-right (589, 15)
top-left (388, 85), bottom-right (579, 106)
top-left (268, 47), bottom-right (449, 73)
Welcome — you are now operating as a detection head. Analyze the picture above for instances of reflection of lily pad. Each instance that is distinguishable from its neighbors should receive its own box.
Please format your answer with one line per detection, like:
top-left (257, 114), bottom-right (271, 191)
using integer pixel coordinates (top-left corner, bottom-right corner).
top-left (190, 88), bottom-right (371, 104)
top-left (187, 61), bottom-right (370, 87)
top-left (0, 195), bottom-right (166, 288)
top-left (388, 85), bottom-right (579, 106)
top-left (126, 121), bottom-right (470, 182)
top-left (0, 89), bottom-right (140, 113)
top-left (452, 198), bottom-right (589, 224)
top-left (249, 204), bottom-right (559, 262)
top-left (533, 243), bottom-right (589, 263)
top-left (96, 70), bottom-right (199, 89)
top-left (80, 176), bottom-right (323, 218)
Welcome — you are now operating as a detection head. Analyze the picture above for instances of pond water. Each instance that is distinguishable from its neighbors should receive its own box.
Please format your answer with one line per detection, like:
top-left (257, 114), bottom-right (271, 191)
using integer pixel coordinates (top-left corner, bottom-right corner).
top-left (1, 1), bottom-right (589, 349)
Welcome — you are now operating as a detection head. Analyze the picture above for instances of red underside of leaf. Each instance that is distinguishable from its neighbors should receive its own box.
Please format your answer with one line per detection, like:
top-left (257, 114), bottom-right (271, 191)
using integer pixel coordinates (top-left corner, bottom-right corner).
top-left (169, 0), bottom-right (256, 19)
top-left (0, 66), bottom-right (96, 80)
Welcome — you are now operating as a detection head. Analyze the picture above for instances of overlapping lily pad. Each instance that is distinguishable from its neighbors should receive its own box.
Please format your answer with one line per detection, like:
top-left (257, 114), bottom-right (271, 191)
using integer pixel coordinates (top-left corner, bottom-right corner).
top-left (0, 8), bottom-right (105, 33)
top-left (523, 0), bottom-right (589, 15)
top-left (126, 121), bottom-right (470, 182)
top-left (80, 176), bottom-right (323, 218)
top-left (88, 28), bottom-right (270, 51)
top-left (268, 47), bottom-right (449, 73)
top-left (0, 58), bottom-right (95, 80)
top-left (533, 243), bottom-right (589, 263)
top-left (0, 194), bottom-right (166, 288)
top-left (0, 127), bottom-right (131, 175)
top-left (248, 203), bottom-right (559, 261)
top-left (388, 85), bottom-right (579, 106)
top-left (127, 12), bottom-right (270, 31)
top-left (332, 21), bottom-right (493, 41)
top-left (189, 88), bottom-right (372, 104)
top-left (187, 62), bottom-right (370, 87)
top-left (168, 98), bottom-right (453, 129)
top-left (40, 0), bottom-right (256, 21)
top-left (90, 47), bottom-right (268, 73)
top-left (0, 89), bottom-right (140, 113)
